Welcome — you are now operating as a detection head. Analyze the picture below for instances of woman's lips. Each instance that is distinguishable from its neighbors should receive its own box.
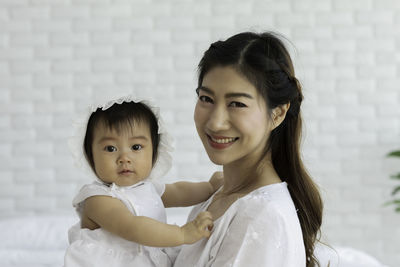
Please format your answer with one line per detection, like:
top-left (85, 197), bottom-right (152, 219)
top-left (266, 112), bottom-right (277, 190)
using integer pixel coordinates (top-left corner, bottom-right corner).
top-left (207, 134), bottom-right (238, 149)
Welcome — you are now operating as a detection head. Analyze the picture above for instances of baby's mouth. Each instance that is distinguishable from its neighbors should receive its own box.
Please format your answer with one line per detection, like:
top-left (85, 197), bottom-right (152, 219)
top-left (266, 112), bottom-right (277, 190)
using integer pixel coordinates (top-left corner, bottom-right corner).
top-left (119, 169), bottom-right (133, 175)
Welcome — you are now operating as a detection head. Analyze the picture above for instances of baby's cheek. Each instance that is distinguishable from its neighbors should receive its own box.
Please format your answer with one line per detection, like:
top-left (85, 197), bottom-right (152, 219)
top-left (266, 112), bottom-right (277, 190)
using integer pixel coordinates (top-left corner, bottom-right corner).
top-left (142, 158), bottom-right (154, 176)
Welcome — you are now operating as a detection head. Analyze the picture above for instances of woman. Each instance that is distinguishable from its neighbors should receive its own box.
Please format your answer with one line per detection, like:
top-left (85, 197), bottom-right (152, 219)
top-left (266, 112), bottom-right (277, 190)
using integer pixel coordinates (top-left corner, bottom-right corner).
top-left (173, 32), bottom-right (323, 267)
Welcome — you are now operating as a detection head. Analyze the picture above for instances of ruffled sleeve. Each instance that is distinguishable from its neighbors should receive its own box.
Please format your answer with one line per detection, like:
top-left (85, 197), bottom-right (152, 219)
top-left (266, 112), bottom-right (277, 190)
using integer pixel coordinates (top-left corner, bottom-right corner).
top-left (72, 182), bottom-right (116, 218)
top-left (72, 183), bottom-right (114, 206)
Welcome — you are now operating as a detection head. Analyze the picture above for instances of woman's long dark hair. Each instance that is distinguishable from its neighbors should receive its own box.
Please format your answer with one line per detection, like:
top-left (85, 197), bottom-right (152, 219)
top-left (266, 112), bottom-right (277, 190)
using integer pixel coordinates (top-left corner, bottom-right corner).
top-left (198, 31), bottom-right (323, 267)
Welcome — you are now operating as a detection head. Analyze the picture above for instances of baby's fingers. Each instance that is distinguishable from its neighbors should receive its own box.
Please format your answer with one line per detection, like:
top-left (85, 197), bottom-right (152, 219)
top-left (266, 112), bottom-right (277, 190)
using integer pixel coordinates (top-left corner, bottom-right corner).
top-left (197, 211), bottom-right (213, 220)
top-left (196, 212), bottom-right (214, 237)
top-left (182, 212), bottom-right (215, 244)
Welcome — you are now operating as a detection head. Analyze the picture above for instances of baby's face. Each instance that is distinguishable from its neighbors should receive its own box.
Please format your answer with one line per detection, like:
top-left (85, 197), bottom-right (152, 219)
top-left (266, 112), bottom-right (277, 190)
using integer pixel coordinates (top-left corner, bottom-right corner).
top-left (91, 121), bottom-right (153, 187)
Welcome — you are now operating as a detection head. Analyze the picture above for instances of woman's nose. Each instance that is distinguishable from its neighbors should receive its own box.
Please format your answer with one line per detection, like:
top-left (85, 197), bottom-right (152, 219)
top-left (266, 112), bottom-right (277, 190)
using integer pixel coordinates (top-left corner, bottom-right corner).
top-left (206, 106), bottom-right (230, 131)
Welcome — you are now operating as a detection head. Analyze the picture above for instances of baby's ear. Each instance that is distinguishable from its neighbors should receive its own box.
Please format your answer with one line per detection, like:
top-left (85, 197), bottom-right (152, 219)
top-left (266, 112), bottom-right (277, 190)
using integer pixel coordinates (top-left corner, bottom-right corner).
top-left (271, 103), bottom-right (290, 130)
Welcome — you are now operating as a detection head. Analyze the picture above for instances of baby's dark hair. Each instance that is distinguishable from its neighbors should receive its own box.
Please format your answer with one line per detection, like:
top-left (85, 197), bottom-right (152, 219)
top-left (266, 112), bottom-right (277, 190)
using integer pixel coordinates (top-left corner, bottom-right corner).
top-left (83, 101), bottom-right (160, 173)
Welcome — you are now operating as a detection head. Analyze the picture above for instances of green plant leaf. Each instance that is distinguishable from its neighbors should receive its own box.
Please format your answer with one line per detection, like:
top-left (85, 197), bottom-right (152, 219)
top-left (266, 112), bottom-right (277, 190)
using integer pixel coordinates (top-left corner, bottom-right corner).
top-left (392, 186), bottom-right (400, 196)
top-left (386, 149), bottom-right (400, 213)
top-left (384, 200), bottom-right (400, 206)
top-left (387, 150), bottom-right (400, 158)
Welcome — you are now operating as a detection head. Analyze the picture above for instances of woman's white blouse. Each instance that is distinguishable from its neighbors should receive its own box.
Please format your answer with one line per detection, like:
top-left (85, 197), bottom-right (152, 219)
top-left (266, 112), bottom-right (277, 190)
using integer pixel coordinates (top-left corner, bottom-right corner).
top-left (173, 182), bottom-right (306, 267)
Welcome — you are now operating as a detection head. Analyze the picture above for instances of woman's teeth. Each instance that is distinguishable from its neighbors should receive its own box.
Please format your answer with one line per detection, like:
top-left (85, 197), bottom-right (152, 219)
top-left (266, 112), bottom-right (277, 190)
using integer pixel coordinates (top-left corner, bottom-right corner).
top-left (210, 137), bottom-right (237, 144)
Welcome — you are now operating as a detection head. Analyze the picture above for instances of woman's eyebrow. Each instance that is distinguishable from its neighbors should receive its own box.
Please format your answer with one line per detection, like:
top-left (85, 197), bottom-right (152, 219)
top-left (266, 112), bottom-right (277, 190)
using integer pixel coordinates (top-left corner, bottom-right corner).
top-left (225, 92), bottom-right (253, 99)
top-left (197, 86), bottom-right (214, 95)
top-left (197, 86), bottom-right (253, 99)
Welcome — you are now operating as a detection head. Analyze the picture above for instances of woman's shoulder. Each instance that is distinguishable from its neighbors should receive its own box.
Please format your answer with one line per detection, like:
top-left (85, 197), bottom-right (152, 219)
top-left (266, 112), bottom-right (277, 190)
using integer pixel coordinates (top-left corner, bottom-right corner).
top-left (236, 182), bottom-right (297, 220)
top-left (227, 182), bottom-right (303, 243)
top-left (241, 182), bottom-right (291, 205)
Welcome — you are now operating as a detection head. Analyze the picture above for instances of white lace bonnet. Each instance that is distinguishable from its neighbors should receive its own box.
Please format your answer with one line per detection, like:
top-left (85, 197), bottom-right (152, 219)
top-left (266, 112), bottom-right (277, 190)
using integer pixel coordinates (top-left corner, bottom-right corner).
top-left (68, 95), bottom-right (174, 183)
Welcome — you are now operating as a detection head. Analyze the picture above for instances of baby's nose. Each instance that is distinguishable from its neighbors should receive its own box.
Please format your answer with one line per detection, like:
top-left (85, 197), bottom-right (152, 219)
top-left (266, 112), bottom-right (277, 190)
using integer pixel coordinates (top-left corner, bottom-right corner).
top-left (118, 152), bottom-right (132, 164)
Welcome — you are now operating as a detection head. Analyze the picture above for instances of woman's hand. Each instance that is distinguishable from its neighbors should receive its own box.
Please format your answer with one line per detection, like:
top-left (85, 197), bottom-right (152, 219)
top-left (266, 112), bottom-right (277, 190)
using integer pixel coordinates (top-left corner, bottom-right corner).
top-left (209, 171), bottom-right (224, 193)
top-left (181, 211), bottom-right (214, 244)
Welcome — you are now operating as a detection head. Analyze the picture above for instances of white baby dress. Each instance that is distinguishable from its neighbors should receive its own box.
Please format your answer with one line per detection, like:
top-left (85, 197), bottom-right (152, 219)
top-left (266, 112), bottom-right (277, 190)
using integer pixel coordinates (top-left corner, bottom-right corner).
top-left (64, 180), bottom-right (172, 267)
top-left (173, 182), bottom-right (306, 267)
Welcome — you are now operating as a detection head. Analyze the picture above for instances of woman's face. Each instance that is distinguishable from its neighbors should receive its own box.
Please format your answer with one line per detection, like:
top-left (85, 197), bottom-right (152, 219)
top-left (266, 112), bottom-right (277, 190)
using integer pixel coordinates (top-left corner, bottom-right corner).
top-left (194, 66), bottom-right (274, 167)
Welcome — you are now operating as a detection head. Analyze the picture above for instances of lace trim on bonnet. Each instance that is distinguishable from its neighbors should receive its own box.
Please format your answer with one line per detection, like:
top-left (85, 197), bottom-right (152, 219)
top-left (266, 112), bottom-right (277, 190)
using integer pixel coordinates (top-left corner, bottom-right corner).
top-left (68, 95), bottom-right (174, 184)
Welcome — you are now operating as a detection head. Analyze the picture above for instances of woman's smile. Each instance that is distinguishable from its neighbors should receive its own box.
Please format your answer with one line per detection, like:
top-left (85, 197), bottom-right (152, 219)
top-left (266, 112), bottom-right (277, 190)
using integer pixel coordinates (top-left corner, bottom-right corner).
top-left (207, 134), bottom-right (239, 149)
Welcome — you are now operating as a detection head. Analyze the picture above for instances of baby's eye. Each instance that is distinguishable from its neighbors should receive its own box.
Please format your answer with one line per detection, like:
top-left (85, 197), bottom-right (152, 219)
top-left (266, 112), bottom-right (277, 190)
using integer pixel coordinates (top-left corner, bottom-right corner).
top-left (105, 146), bottom-right (117, 152)
top-left (199, 95), bottom-right (213, 104)
top-left (131, 144), bottom-right (142, 151)
top-left (229, 101), bottom-right (247, 108)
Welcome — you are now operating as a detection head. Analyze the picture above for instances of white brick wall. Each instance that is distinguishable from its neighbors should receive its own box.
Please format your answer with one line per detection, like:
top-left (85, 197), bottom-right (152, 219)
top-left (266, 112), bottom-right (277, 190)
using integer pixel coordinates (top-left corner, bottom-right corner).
top-left (1, 0), bottom-right (399, 265)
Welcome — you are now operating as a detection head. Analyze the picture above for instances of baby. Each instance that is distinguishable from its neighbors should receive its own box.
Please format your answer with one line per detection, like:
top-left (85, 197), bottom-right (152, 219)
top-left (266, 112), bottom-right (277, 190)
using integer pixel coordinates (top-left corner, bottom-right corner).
top-left (64, 96), bottom-right (222, 267)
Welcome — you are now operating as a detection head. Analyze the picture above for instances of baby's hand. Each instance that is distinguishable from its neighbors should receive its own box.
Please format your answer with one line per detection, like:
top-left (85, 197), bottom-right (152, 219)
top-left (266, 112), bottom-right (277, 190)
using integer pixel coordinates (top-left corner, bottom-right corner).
top-left (181, 211), bottom-right (213, 244)
top-left (209, 171), bottom-right (224, 193)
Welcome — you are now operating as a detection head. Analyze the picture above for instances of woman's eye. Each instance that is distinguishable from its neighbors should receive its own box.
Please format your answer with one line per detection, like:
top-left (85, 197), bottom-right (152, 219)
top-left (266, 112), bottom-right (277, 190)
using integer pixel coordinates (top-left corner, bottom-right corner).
top-left (132, 144), bottom-right (142, 151)
top-left (229, 101), bottom-right (247, 108)
top-left (105, 146), bottom-right (117, 152)
top-left (199, 95), bottom-right (213, 104)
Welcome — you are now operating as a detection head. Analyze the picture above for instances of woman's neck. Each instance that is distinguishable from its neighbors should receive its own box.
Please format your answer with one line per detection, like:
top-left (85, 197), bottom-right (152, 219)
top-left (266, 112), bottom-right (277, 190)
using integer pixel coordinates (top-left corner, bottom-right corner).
top-left (221, 154), bottom-right (281, 195)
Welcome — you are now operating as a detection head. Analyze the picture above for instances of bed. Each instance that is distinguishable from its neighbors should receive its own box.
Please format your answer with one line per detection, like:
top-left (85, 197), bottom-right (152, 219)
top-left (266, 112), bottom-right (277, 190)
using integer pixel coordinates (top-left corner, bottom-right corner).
top-left (0, 214), bottom-right (389, 267)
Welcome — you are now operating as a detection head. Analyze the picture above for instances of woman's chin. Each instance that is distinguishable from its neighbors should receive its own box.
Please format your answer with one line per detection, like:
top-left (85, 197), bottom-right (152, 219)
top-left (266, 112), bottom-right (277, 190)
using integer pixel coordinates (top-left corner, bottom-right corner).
top-left (206, 153), bottom-right (230, 166)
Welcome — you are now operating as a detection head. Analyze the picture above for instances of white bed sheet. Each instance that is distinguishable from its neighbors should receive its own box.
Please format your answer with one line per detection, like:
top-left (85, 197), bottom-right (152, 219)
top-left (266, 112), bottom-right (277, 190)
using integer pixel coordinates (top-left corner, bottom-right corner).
top-left (0, 214), bottom-right (77, 267)
top-left (0, 214), bottom-right (390, 267)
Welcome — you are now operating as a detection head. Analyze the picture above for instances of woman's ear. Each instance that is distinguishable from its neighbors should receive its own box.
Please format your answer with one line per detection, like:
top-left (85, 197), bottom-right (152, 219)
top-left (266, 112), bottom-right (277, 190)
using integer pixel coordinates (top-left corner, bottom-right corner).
top-left (271, 103), bottom-right (290, 129)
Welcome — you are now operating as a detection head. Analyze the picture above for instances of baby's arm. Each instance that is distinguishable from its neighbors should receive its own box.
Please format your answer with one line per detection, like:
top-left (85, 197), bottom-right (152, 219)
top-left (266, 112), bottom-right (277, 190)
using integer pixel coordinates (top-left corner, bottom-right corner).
top-left (162, 171), bottom-right (223, 208)
top-left (83, 195), bottom-right (213, 247)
